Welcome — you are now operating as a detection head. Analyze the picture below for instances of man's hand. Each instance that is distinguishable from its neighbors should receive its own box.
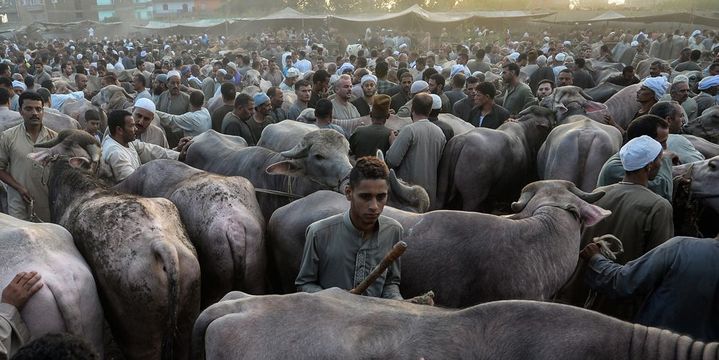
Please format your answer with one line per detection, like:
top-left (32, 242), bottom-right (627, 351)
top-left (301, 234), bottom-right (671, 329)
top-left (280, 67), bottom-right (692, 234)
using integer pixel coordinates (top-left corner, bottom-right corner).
top-left (579, 243), bottom-right (601, 262)
top-left (663, 150), bottom-right (680, 166)
top-left (1, 272), bottom-right (43, 311)
top-left (175, 137), bottom-right (194, 162)
top-left (18, 186), bottom-right (32, 204)
top-left (388, 130), bottom-right (398, 145)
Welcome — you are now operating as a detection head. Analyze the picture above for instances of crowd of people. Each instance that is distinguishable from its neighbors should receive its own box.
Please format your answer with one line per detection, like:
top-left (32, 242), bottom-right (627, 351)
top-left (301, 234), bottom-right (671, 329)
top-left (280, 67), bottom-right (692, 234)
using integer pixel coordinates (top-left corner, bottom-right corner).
top-left (1, 23), bottom-right (719, 357)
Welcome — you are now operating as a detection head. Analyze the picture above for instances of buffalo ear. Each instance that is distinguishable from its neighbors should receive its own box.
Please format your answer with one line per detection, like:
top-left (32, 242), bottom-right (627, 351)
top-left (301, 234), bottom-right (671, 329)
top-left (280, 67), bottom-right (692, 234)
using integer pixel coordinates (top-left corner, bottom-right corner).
top-left (27, 150), bottom-right (52, 165)
top-left (583, 101), bottom-right (607, 113)
top-left (68, 157), bottom-right (91, 169)
top-left (266, 160), bottom-right (306, 177)
top-left (580, 204), bottom-right (611, 227)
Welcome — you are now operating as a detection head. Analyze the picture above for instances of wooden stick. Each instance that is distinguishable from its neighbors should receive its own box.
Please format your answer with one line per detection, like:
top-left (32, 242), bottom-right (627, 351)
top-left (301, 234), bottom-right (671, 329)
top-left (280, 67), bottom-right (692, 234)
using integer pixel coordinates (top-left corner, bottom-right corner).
top-left (350, 241), bottom-right (407, 295)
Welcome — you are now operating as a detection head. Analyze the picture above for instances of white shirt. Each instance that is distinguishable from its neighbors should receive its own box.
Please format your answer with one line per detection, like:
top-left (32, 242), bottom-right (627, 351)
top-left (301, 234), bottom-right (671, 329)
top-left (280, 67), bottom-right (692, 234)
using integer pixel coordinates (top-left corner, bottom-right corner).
top-left (156, 108), bottom-right (211, 137)
top-left (102, 136), bottom-right (178, 183)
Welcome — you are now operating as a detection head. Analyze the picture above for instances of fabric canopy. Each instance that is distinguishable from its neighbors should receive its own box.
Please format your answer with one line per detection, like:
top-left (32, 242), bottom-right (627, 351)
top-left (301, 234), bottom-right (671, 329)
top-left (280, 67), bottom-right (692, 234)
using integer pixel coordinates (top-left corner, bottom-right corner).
top-left (133, 5), bottom-right (554, 31)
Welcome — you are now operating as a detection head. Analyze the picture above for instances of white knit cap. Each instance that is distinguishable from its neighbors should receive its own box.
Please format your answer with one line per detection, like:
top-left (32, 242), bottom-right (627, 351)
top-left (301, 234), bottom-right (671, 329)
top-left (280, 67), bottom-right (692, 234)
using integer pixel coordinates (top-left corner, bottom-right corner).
top-left (430, 94), bottom-right (442, 110)
top-left (619, 135), bottom-right (662, 171)
top-left (641, 76), bottom-right (669, 101)
top-left (134, 98), bottom-right (156, 113)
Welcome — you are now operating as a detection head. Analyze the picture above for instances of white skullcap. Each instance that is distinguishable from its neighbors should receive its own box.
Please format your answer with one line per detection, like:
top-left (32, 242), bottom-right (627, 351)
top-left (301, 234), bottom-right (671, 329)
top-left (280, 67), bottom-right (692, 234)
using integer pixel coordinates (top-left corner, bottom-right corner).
top-left (555, 53), bottom-right (567, 62)
top-left (106, 64), bottom-right (115, 70)
top-left (430, 94), bottom-right (441, 110)
top-left (536, 55), bottom-right (547, 66)
top-left (543, 36), bottom-right (550, 42)
top-left (360, 74), bottom-right (377, 85)
top-left (76, 54), bottom-right (83, 60)
top-left (286, 67), bottom-right (301, 78)
top-left (631, 40), bottom-right (639, 47)
top-left (563, 40), bottom-right (571, 46)
top-left (134, 98), bottom-right (156, 113)
top-left (164, 44), bottom-right (171, 50)
top-left (698, 75), bottom-right (719, 90)
top-left (12, 80), bottom-right (26, 91)
top-left (167, 70), bottom-right (181, 79)
top-left (672, 74), bottom-right (689, 84)
top-left (140, 50), bottom-right (147, 57)
top-left (619, 135), bottom-right (662, 171)
top-left (410, 80), bottom-right (429, 94)
top-left (508, 52), bottom-right (520, 62)
top-left (642, 77), bottom-right (669, 100)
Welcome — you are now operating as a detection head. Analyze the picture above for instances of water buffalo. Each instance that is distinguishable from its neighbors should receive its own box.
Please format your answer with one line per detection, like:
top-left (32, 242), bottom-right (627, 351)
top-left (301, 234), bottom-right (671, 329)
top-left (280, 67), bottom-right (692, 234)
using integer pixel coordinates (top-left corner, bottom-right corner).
top-left (683, 106), bottom-right (719, 143)
top-left (257, 120), bottom-right (318, 152)
top-left (539, 85), bottom-right (607, 124)
top-left (269, 180), bottom-right (610, 307)
top-left (584, 82), bottom-right (625, 103)
top-left (587, 83), bottom-right (643, 130)
top-left (674, 156), bottom-right (719, 214)
top-left (42, 108), bottom-right (82, 132)
top-left (0, 213), bottom-right (103, 354)
top-left (60, 98), bottom-right (106, 130)
top-left (31, 130), bottom-right (201, 360)
top-left (188, 129), bottom-right (429, 217)
top-left (192, 290), bottom-right (716, 359)
top-left (114, 159), bottom-right (266, 307)
top-left (91, 85), bottom-right (134, 112)
top-left (684, 134), bottom-right (719, 159)
top-left (436, 106), bottom-right (555, 212)
top-left (186, 129), bottom-right (351, 220)
top-left (538, 116), bottom-right (623, 191)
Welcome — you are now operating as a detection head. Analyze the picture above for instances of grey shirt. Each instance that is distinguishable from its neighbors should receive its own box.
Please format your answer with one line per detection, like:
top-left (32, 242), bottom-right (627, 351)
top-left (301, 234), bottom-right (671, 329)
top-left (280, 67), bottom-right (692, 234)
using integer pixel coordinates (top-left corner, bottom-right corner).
top-left (295, 211), bottom-right (403, 300)
top-left (385, 119), bottom-right (446, 207)
top-left (331, 98), bottom-right (361, 120)
top-left (156, 90), bottom-right (191, 115)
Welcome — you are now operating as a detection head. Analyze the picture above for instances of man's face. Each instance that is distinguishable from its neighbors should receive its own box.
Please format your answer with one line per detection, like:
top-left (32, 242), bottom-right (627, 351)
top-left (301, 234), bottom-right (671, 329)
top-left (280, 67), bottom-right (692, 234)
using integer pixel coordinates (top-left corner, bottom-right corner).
top-left (237, 101), bottom-right (255, 119)
top-left (668, 104), bottom-right (686, 133)
top-left (121, 115), bottom-right (137, 143)
top-left (671, 82), bottom-right (689, 103)
top-left (34, 63), bottom-right (43, 73)
top-left (89, 66), bottom-right (97, 76)
top-left (270, 89), bottom-right (283, 108)
top-left (649, 65), bottom-right (660, 77)
top-left (428, 79), bottom-right (441, 94)
top-left (623, 69), bottom-right (635, 80)
top-left (133, 107), bottom-right (154, 135)
top-left (501, 67), bottom-right (514, 84)
top-left (537, 83), bottom-right (553, 99)
top-left (256, 101), bottom-right (271, 116)
top-left (557, 72), bottom-right (573, 87)
top-left (473, 91), bottom-right (490, 107)
top-left (345, 178), bottom-right (388, 229)
top-left (336, 78), bottom-right (353, 101)
top-left (400, 76), bottom-right (412, 94)
top-left (13, 88), bottom-right (23, 96)
top-left (20, 99), bottom-right (43, 126)
top-left (133, 77), bottom-right (144, 91)
top-left (426, 57), bottom-right (435, 67)
top-left (76, 75), bottom-right (88, 90)
top-left (636, 86), bottom-right (655, 103)
top-left (64, 64), bottom-right (73, 75)
top-left (362, 80), bottom-right (376, 98)
top-left (85, 119), bottom-right (100, 135)
top-left (458, 54), bottom-right (468, 65)
top-left (296, 85), bottom-right (312, 103)
top-left (168, 76), bottom-right (180, 95)
top-left (286, 76), bottom-right (297, 86)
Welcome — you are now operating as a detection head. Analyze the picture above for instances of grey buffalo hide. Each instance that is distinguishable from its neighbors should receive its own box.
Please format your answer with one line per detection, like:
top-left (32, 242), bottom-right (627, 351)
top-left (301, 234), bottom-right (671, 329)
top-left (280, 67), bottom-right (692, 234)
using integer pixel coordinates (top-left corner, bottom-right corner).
top-left (33, 130), bottom-right (201, 360)
top-left (192, 289), bottom-right (719, 360)
top-left (0, 213), bottom-right (103, 354)
top-left (538, 116), bottom-right (623, 191)
top-left (114, 159), bottom-right (266, 307)
top-left (269, 180), bottom-right (610, 307)
top-left (436, 106), bottom-right (554, 212)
